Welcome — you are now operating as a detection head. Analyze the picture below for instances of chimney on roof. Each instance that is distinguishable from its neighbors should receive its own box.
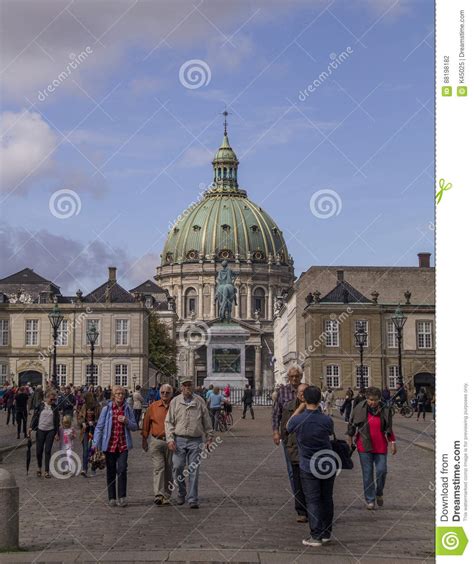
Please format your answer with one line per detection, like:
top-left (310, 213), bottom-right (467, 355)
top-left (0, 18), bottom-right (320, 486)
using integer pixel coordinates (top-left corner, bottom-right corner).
top-left (108, 267), bottom-right (117, 282)
top-left (337, 270), bottom-right (344, 282)
top-left (417, 253), bottom-right (431, 268)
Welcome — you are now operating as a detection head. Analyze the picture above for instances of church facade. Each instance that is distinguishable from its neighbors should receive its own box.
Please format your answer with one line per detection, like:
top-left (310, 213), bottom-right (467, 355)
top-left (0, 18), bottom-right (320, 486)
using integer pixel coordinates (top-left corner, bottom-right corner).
top-left (155, 121), bottom-right (295, 390)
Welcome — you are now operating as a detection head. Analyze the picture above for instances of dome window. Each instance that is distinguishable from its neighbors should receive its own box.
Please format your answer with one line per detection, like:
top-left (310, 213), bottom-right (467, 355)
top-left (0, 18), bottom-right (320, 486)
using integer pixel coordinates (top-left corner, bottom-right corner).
top-left (250, 225), bottom-right (259, 232)
top-left (173, 227), bottom-right (179, 234)
top-left (193, 225), bottom-right (201, 231)
top-left (186, 250), bottom-right (199, 260)
top-left (221, 224), bottom-right (231, 233)
top-left (166, 253), bottom-right (173, 263)
top-left (253, 250), bottom-right (265, 261)
top-left (219, 249), bottom-right (234, 260)
top-left (218, 168), bottom-right (222, 179)
top-left (272, 226), bottom-right (279, 234)
top-left (223, 167), bottom-right (227, 178)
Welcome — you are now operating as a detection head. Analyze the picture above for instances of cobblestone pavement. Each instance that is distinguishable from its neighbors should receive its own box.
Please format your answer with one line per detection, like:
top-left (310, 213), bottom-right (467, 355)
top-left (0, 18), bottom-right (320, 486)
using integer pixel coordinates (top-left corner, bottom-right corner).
top-left (0, 407), bottom-right (434, 563)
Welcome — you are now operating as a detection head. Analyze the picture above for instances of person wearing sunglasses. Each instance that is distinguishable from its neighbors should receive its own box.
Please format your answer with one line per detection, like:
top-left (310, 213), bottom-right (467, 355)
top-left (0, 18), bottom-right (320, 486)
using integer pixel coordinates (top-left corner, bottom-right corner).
top-left (142, 384), bottom-right (175, 505)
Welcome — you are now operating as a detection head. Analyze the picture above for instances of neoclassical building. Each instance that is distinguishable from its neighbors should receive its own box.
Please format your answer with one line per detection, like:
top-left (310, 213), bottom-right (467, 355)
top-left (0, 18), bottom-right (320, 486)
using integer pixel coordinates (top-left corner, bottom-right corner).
top-left (155, 123), bottom-right (295, 389)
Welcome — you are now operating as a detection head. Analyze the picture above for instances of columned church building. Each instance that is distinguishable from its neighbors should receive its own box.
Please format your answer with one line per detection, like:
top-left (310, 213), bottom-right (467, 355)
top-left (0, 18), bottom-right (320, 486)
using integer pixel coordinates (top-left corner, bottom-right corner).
top-left (155, 122), bottom-right (295, 389)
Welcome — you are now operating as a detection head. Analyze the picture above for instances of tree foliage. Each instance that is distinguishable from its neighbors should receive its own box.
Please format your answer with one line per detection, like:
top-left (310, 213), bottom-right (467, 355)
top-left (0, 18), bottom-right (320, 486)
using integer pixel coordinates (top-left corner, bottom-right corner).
top-left (148, 314), bottom-right (177, 381)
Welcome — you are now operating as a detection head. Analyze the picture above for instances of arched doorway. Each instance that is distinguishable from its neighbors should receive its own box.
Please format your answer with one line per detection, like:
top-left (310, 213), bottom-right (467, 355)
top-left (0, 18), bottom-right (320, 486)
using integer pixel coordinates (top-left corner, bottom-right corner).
top-left (19, 370), bottom-right (43, 387)
top-left (414, 372), bottom-right (435, 411)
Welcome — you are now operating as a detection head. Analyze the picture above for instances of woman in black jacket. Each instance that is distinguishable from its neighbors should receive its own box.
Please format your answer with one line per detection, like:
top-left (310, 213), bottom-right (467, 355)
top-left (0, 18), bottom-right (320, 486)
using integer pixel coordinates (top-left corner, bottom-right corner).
top-left (28, 391), bottom-right (60, 478)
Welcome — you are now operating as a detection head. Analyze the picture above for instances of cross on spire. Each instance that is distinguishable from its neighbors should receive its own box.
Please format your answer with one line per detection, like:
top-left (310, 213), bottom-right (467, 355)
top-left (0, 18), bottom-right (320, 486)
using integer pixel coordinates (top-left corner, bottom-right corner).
top-left (223, 109), bottom-right (229, 135)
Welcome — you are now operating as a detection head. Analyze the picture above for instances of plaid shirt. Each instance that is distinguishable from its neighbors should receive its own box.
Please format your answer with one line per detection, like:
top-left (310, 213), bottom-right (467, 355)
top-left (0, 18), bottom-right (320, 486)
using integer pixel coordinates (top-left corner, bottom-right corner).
top-left (272, 384), bottom-right (297, 432)
top-left (107, 402), bottom-right (127, 453)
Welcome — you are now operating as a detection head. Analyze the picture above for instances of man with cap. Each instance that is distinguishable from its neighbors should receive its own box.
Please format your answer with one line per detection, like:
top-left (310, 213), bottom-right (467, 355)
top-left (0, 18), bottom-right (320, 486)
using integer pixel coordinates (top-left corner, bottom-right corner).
top-left (165, 377), bottom-right (213, 509)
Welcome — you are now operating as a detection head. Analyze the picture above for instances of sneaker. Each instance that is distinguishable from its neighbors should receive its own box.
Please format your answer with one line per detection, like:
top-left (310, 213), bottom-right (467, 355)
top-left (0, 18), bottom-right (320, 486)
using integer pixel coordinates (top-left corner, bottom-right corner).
top-left (108, 499), bottom-right (117, 507)
top-left (376, 496), bottom-right (384, 507)
top-left (36, 470), bottom-right (42, 478)
top-left (154, 496), bottom-right (163, 506)
top-left (176, 496), bottom-right (185, 506)
top-left (81, 471), bottom-right (87, 478)
top-left (296, 515), bottom-right (308, 523)
top-left (321, 537), bottom-right (331, 544)
top-left (189, 502), bottom-right (200, 509)
top-left (161, 497), bottom-right (171, 506)
top-left (44, 472), bottom-right (51, 479)
top-left (366, 502), bottom-right (375, 510)
top-left (302, 537), bottom-right (322, 547)
top-left (118, 497), bottom-right (128, 507)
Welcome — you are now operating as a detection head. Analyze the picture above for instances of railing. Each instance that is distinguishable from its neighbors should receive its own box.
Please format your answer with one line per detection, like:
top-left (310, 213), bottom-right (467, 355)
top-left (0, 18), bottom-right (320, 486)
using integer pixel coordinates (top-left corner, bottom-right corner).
top-left (228, 388), bottom-right (274, 406)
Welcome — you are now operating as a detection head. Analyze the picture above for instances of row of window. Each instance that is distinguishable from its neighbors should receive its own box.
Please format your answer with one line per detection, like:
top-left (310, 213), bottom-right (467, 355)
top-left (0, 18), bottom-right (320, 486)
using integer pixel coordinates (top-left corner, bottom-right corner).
top-left (323, 319), bottom-right (433, 349)
top-left (0, 362), bottom-right (131, 387)
top-left (184, 288), bottom-right (267, 318)
top-left (0, 319), bottom-right (130, 347)
top-left (324, 364), bottom-right (400, 390)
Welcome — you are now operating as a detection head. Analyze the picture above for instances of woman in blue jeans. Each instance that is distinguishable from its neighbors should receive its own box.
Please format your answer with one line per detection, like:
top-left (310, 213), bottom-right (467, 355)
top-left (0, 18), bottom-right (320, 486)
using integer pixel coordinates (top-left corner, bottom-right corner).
top-left (347, 386), bottom-right (397, 510)
top-left (287, 386), bottom-right (336, 548)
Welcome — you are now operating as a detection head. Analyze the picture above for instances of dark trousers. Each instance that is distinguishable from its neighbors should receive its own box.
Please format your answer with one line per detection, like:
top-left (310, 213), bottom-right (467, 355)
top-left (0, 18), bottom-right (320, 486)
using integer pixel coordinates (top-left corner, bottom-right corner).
top-left (105, 451), bottom-right (128, 500)
top-left (292, 464), bottom-right (307, 517)
top-left (242, 403), bottom-right (254, 419)
top-left (16, 409), bottom-right (27, 437)
top-left (300, 469), bottom-right (335, 540)
top-left (417, 402), bottom-right (426, 419)
top-left (6, 405), bottom-right (15, 425)
top-left (82, 436), bottom-right (90, 473)
top-left (133, 409), bottom-right (142, 427)
top-left (210, 408), bottom-right (220, 430)
top-left (36, 429), bottom-right (56, 472)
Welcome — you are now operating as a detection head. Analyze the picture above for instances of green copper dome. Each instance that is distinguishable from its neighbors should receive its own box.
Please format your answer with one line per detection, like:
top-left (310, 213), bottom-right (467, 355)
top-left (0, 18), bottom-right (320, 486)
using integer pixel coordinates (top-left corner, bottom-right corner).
top-left (161, 128), bottom-right (290, 266)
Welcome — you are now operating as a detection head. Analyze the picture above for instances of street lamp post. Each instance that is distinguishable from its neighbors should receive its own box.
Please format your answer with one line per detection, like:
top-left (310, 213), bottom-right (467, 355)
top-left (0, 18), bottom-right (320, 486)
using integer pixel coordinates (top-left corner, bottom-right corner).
top-left (391, 305), bottom-right (407, 386)
top-left (86, 325), bottom-right (99, 387)
top-left (48, 301), bottom-right (64, 389)
top-left (354, 325), bottom-right (368, 389)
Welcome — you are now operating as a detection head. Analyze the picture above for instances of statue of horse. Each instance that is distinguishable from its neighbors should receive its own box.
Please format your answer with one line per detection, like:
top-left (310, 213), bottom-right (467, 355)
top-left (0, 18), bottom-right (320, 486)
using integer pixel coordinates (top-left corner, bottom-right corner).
top-left (215, 260), bottom-right (237, 322)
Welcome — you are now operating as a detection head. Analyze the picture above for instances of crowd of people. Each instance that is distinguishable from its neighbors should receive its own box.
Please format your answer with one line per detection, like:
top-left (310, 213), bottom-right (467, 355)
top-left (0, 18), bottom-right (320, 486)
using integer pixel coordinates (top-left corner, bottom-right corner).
top-left (1, 370), bottom-right (432, 550)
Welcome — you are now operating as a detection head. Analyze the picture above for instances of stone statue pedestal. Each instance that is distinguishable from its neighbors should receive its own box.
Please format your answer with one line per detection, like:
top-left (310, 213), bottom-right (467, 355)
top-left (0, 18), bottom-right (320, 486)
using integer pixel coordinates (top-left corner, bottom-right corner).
top-left (203, 323), bottom-right (249, 389)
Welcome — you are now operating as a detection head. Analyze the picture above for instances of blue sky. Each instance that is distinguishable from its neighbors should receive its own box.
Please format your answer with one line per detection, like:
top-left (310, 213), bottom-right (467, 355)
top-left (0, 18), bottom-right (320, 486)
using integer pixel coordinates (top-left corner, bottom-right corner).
top-left (0, 0), bottom-right (434, 294)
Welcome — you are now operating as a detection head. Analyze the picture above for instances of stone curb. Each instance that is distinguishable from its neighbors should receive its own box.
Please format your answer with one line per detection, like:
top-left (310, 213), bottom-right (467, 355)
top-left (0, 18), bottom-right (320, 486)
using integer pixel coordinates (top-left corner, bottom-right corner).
top-left (0, 549), bottom-right (435, 563)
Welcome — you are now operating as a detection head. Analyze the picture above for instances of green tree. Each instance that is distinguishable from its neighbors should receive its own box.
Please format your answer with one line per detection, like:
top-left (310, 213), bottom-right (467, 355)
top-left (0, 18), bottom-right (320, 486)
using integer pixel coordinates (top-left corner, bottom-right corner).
top-left (148, 314), bottom-right (177, 383)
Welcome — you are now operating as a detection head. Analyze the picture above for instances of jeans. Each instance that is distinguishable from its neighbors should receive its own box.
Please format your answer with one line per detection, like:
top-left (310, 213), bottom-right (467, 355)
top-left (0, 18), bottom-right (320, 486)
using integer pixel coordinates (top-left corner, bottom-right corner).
top-left (36, 429), bottom-right (56, 472)
top-left (16, 409), bottom-right (27, 437)
top-left (358, 452), bottom-right (388, 503)
top-left (282, 443), bottom-right (295, 494)
top-left (300, 469), bottom-right (335, 539)
top-left (242, 404), bottom-right (254, 419)
top-left (82, 435), bottom-right (91, 473)
top-left (172, 436), bottom-right (203, 504)
top-left (210, 408), bottom-right (220, 430)
top-left (6, 405), bottom-right (15, 425)
top-left (149, 436), bottom-right (173, 499)
top-left (292, 464), bottom-right (307, 517)
top-left (105, 450), bottom-right (128, 500)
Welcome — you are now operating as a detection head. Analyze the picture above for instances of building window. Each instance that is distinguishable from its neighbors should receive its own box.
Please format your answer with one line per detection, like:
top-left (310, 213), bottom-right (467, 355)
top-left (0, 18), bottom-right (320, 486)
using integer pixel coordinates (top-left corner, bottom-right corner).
top-left (115, 364), bottom-right (128, 387)
top-left (0, 320), bottom-right (9, 346)
top-left (387, 321), bottom-right (397, 348)
top-left (417, 321), bottom-right (433, 349)
top-left (185, 288), bottom-right (198, 318)
top-left (253, 288), bottom-right (266, 318)
top-left (57, 364), bottom-right (67, 387)
top-left (326, 365), bottom-right (340, 388)
top-left (57, 319), bottom-right (68, 346)
top-left (388, 366), bottom-right (399, 389)
top-left (86, 319), bottom-right (100, 345)
top-left (356, 365), bottom-right (369, 389)
top-left (115, 319), bottom-right (129, 346)
top-left (0, 363), bottom-right (7, 385)
top-left (355, 320), bottom-right (368, 347)
top-left (25, 320), bottom-right (39, 346)
top-left (86, 364), bottom-right (99, 386)
top-left (325, 320), bottom-right (339, 347)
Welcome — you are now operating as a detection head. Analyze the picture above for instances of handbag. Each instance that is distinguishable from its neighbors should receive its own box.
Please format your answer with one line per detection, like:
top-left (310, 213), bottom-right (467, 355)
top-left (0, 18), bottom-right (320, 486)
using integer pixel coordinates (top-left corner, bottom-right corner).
top-left (89, 448), bottom-right (106, 471)
top-left (331, 432), bottom-right (354, 470)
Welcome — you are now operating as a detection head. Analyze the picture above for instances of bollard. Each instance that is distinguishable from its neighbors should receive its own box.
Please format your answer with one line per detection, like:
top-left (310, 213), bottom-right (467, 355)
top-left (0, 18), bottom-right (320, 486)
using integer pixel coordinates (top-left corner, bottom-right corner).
top-left (0, 468), bottom-right (19, 550)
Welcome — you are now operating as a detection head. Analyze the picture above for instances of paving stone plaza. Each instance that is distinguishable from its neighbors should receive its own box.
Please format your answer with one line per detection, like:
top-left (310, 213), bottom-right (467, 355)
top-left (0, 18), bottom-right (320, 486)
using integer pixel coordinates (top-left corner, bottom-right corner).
top-left (0, 406), bottom-right (434, 563)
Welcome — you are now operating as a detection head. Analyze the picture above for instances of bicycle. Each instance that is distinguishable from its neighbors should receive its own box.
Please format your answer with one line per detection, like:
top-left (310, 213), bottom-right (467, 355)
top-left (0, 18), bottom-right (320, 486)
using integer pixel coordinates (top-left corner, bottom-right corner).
top-left (385, 400), bottom-right (414, 418)
top-left (215, 409), bottom-right (228, 432)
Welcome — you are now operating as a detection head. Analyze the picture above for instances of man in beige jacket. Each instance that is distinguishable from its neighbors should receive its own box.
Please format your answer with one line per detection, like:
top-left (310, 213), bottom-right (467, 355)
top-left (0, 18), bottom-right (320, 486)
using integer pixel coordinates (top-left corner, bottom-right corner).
top-left (165, 377), bottom-right (213, 509)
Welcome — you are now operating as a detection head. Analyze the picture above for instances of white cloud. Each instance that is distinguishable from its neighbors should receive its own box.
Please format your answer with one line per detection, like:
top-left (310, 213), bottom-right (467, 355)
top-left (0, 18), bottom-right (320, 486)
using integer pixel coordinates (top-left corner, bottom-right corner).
top-left (178, 145), bottom-right (214, 168)
top-left (0, 109), bottom-right (57, 195)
